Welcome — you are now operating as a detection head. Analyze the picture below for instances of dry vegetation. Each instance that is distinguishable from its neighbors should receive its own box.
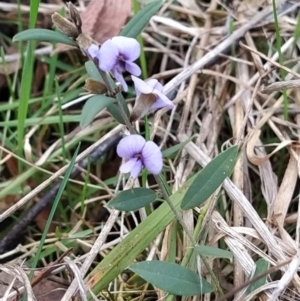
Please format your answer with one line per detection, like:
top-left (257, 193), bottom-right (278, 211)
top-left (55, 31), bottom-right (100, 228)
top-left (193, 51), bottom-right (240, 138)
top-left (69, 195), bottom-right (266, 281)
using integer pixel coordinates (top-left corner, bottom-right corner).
top-left (1, 0), bottom-right (300, 300)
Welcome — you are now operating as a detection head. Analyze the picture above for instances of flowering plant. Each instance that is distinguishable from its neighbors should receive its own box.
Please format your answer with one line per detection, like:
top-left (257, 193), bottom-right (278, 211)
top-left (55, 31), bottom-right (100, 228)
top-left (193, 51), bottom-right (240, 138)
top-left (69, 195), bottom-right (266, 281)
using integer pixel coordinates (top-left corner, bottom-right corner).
top-left (12, 1), bottom-right (239, 298)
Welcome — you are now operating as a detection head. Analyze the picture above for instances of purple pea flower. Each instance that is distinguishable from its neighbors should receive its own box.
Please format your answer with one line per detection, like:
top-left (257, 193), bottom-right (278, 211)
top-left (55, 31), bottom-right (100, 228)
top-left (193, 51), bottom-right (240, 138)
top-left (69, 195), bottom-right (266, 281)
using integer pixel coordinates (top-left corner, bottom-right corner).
top-left (130, 76), bottom-right (174, 121)
top-left (117, 135), bottom-right (163, 178)
top-left (98, 36), bottom-right (141, 91)
top-left (85, 43), bottom-right (100, 59)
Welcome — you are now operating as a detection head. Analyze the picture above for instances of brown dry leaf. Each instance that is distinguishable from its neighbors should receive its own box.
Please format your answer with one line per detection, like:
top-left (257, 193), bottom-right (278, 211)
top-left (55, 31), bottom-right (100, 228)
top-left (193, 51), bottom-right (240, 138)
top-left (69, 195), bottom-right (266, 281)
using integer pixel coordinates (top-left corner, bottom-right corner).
top-left (246, 129), bottom-right (294, 165)
top-left (80, 0), bottom-right (132, 43)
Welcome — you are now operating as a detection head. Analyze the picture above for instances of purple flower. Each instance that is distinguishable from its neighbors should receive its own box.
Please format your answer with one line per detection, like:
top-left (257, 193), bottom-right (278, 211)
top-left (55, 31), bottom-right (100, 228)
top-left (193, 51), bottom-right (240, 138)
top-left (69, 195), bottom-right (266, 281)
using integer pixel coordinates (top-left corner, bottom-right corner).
top-left (117, 135), bottom-right (163, 178)
top-left (86, 43), bottom-right (100, 59)
top-left (97, 37), bottom-right (141, 91)
top-left (130, 76), bottom-right (174, 121)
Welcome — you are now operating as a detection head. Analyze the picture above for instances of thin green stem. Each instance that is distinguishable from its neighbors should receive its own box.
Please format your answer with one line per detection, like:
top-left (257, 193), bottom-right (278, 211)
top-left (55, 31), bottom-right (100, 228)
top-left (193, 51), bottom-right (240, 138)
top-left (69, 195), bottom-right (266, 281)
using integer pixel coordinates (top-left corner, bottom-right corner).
top-left (155, 174), bottom-right (224, 298)
top-left (154, 175), bottom-right (196, 245)
top-left (91, 60), bottom-right (135, 134)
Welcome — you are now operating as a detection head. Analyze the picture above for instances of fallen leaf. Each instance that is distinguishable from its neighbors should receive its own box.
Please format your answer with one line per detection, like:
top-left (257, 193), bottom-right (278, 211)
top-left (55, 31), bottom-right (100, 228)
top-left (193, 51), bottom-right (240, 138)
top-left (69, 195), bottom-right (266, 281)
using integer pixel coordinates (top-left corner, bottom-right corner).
top-left (80, 0), bottom-right (132, 43)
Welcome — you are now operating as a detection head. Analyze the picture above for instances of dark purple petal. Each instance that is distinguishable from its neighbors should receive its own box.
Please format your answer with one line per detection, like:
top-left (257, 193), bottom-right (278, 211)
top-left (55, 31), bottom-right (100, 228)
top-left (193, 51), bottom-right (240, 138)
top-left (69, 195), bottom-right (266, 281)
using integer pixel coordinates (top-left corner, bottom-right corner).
top-left (117, 135), bottom-right (146, 159)
top-left (86, 44), bottom-right (99, 59)
top-left (151, 90), bottom-right (174, 110)
top-left (125, 62), bottom-right (141, 76)
top-left (131, 76), bottom-right (153, 96)
top-left (119, 158), bottom-right (143, 178)
top-left (112, 36), bottom-right (140, 61)
top-left (112, 67), bottom-right (128, 91)
top-left (99, 39), bottom-right (119, 71)
top-left (142, 141), bottom-right (163, 175)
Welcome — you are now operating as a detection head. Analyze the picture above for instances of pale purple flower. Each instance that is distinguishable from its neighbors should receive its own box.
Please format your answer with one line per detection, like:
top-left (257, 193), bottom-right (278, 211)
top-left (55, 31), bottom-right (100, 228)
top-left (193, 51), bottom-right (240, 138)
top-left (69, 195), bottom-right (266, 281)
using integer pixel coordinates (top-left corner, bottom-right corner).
top-left (117, 135), bottom-right (163, 178)
top-left (95, 36), bottom-right (141, 91)
top-left (131, 76), bottom-right (174, 110)
top-left (86, 43), bottom-right (100, 59)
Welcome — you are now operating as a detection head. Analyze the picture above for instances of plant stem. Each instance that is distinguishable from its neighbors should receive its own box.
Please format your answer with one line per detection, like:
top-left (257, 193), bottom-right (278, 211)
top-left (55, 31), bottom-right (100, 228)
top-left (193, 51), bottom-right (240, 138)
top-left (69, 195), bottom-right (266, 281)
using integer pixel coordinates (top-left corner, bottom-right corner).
top-left (86, 56), bottom-right (135, 134)
top-left (97, 68), bottom-right (135, 134)
top-left (154, 175), bottom-right (196, 245)
top-left (154, 174), bottom-right (224, 298)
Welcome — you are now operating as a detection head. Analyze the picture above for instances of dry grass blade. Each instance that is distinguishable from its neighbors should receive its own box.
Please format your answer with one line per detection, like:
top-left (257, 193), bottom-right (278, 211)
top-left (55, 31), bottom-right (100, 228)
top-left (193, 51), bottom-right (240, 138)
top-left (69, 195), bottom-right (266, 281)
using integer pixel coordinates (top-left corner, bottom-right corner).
top-left (262, 79), bottom-right (300, 93)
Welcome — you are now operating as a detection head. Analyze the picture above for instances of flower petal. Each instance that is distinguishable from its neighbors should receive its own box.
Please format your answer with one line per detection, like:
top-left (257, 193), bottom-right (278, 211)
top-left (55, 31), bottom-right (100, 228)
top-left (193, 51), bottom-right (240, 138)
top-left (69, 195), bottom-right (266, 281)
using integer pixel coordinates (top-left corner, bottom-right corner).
top-left (119, 158), bottom-right (143, 178)
top-left (142, 141), bottom-right (163, 175)
top-left (125, 62), bottom-right (141, 76)
top-left (130, 159), bottom-right (143, 178)
top-left (144, 79), bottom-right (158, 89)
top-left (86, 44), bottom-right (100, 59)
top-left (99, 39), bottom-right (119, 71)
top-left (152, 80), bottom-right (164, 92)
top-left (119, 158), bottom-right (138, 173)
top-left (117, 135), bottom-right (146, 159)
top-left (112, 67), bottom-right (128, 91)
top-left (131, 76), bottom-right (153, 96)
top-left (112, 36), bottom-right (140, 61)
top-left (151, 90), bottom-right (174, 110)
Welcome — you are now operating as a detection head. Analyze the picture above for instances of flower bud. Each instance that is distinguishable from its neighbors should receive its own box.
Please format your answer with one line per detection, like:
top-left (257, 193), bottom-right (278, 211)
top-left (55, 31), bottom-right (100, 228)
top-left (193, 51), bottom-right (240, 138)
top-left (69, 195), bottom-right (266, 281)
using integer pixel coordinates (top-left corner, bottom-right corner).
top-left (67, 2), bottom-right (82, 33)
top-left (52, 12), bottom-right (79, 39)
top-left (84, 78), bottom-right (107, 94)
top-left (77, 33), bottom-right (98, 54)
top-left (130, 93), bottom-right (157, 122)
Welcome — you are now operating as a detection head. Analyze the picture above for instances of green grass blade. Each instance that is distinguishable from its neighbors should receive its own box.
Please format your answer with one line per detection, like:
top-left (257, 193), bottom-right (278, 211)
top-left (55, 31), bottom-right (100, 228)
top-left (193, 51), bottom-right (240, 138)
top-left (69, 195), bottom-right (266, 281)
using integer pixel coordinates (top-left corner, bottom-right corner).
top-left (120, 0), bottom-right (162, 38)
top-left (29, 143), bottom-right (81, 279)
top-left (13, 29), bottom-right (76, 46)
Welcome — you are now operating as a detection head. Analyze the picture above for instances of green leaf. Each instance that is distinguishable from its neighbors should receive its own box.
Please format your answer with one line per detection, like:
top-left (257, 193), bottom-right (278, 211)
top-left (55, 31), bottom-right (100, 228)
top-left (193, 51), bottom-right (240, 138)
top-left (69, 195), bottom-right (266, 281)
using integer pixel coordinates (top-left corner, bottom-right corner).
top-left (129, 261), bottom-right (213, 296)
top-left (107, 188), bottom-right (156, 211)
top-left (85, 61), bottom-right (103, 82)
top-left (120, 0), bottom-right (162, 38)
top-left (84, 61), bottom-right (129, 125)
top-left (80, 95), bottom-right (115, 127)
top-left (195, 245), bottom-right (233, 259)
top-left (246, 259), bottom-right (268, 294)
top-left (162, 137), bottom-right (194, 158)
top-left (13, 29), bottom-right (76, 46)
top-left (106, 92), bottom-right (129, 125)
top-left (181, 146), bottom-right (238, 210)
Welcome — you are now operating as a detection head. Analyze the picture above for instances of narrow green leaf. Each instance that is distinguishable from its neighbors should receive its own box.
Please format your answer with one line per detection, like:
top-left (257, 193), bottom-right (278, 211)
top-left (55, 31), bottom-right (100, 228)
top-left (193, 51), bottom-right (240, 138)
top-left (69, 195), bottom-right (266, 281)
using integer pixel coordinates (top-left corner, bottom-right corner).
top-left (13, 29), bottom-right (76, 46)
top-left (84, 61), bottom-right (129, 124)
top-left (246, 259), bottom-right (269, 294)
top-left (29, 143), bottom-right (80, 279)
top-left (106, 92), bottom-right (129, 125)
top-left (162, 137), bottom-right (193, 158)
top-left (129, 261), bottom-right (213, 296)
top-left (120, 0), bottom-right (162, 38)
top-left (181, 146), bottom-right (238, 210)
top-left (107, 188), bottom-right (156, 211)
top-left (85, 61), bottom-right (103, 82)
top-left (80, 95), bottom-right (115, 127)
top-left (17, 41), bottom-right (35, 156)
top-left (195, 245), bottom-right (233, 259)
